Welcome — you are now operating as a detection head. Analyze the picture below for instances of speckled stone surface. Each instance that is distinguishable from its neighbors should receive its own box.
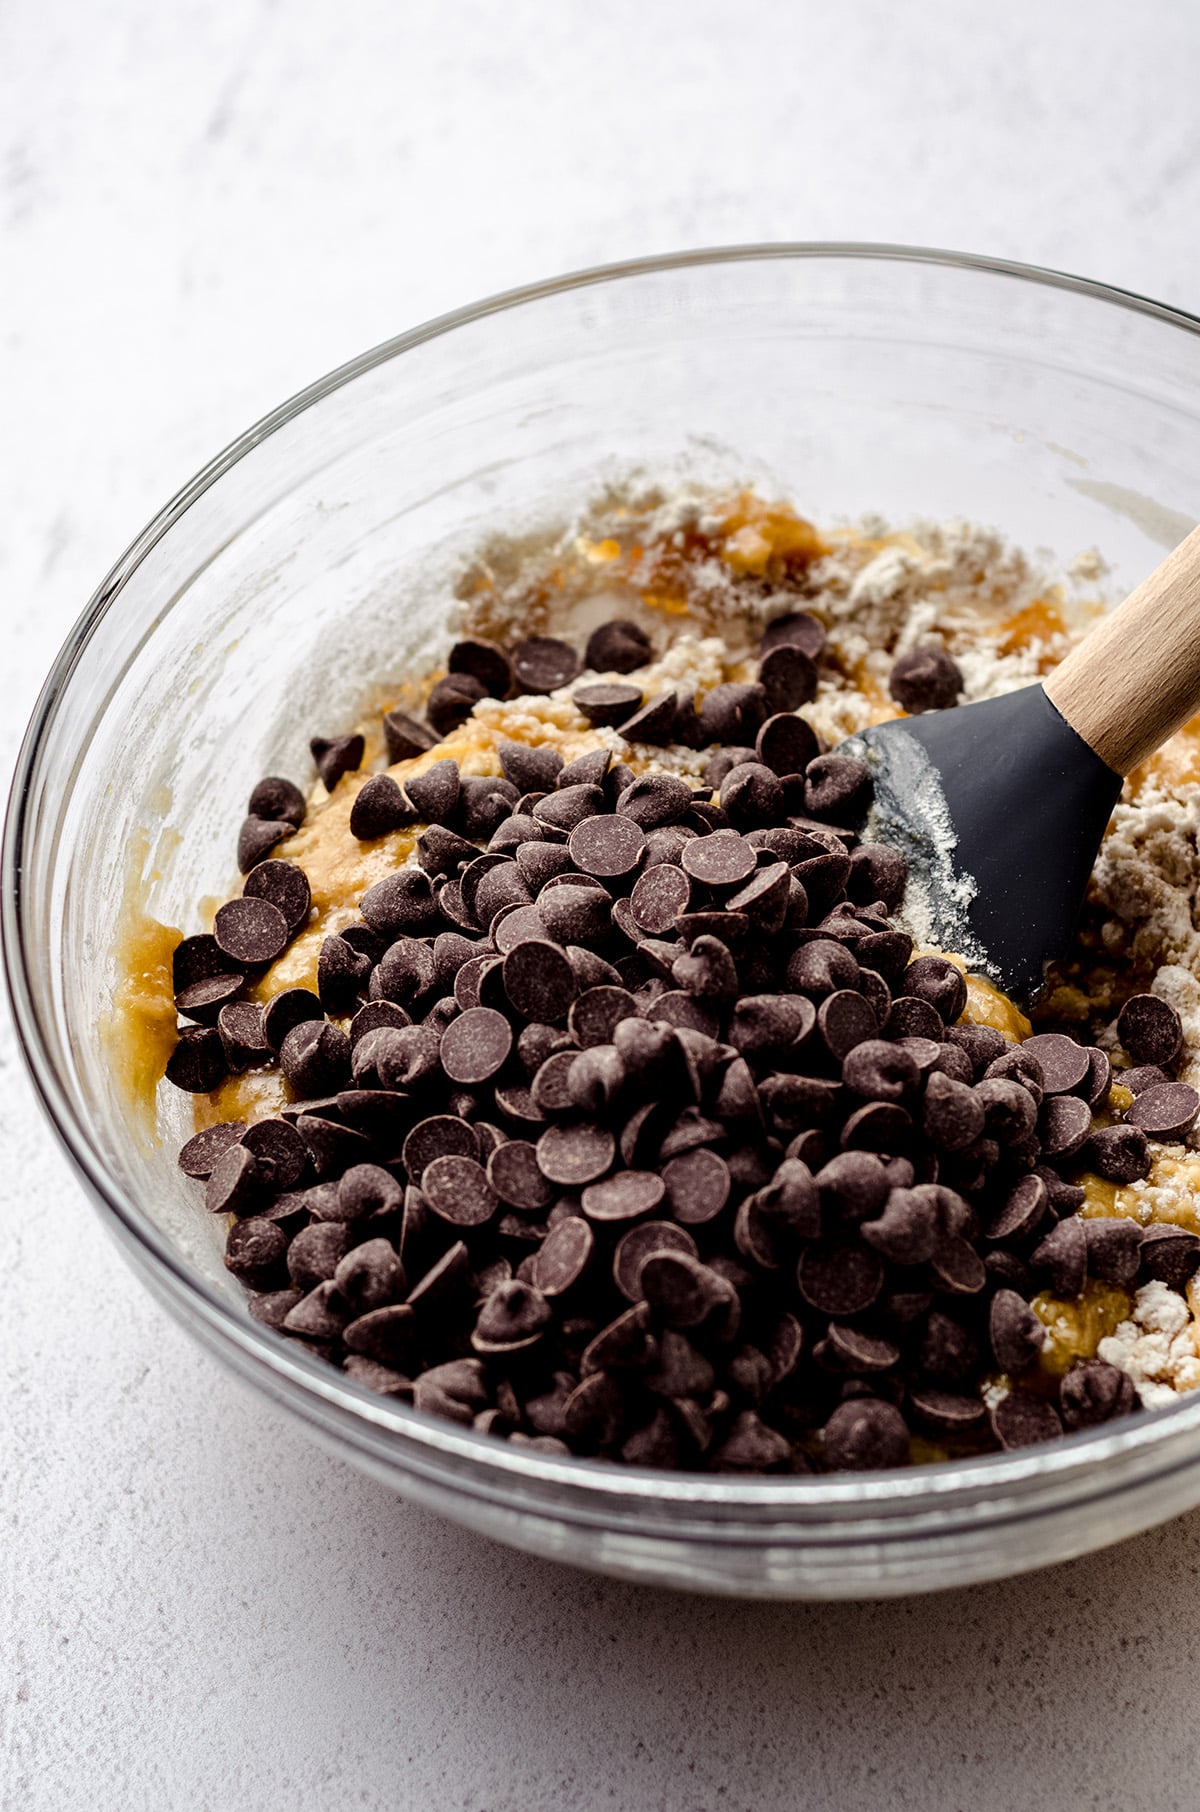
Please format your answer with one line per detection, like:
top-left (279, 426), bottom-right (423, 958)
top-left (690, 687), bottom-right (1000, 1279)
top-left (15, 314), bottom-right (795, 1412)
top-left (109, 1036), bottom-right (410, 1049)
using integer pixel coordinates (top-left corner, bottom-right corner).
top-left (7, 4), bottom-right (1200, 1806)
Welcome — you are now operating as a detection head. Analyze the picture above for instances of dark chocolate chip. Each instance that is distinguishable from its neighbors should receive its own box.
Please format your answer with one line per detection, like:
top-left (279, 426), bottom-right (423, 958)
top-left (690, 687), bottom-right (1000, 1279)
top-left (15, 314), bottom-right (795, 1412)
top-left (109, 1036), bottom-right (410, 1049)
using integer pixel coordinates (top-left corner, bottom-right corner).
top-left (359, 868), bottom-right (438, 938)
top-left (1020, 1032), bottom-right (1092, 1096)
top-left (538, 883), bottom-right (612, 947)
top-left (990, 1392), bottom-right (1063, 1449)
top-left (421, 1154), bottom-right (498, 1227)
top-left (166, 1026), bottom-right (228, 1094)
top-left (487, 1139), bottom-right (556, 1212)
top-left (224, 1217), bottom-right (288, 1286)
top-left (280, 1018), bottom-right (351, 1096)
top-left (537, 1122), bottom-right (616, 1187)
top-left (1118, 992), bottom-right (1183, 1068)
top-left (699, 682), bottom-right (768, 745)
top-left (574, 682), bottom-right (644, 728)
top-left (1121, 1064), bottom-right (1173, 1096)
top-left (175, 972), bottom-right (245, 1024)
top-left (237, 817), bottom-right (292, 873)
top-left (449, 637), bottom-right (513, 699)
top-left (1030, 1214), bottom-right (1087, 1297)
top-left (1125, 1082), bottom-right (1200, 1142)
top-left (403, 758), bottom-right (461, 826)
top-left (755, 712), bottom-right (820, 777)
top-left (248, 775), bottom-right (305, 827)
top-left (243, 859), bottom-right (311, 935)
top-left (1060, 1359), bottom-right (1139, 1430)
top-left (720, 762), bottom-right (783, 831)
top-left (1087, 1122), bottom-right (1151, 1184)
top-left (761, 610), bottom-right (826, 660)
top-left (842, 1038), bottom-right (919, 1103)
top-left (617, 773), bottom-right (693, 828)
top-left (1083, 1216), bottom-right (1143, 1286)
top-left (804, 753), bottom-right (871, 822)
top-left (401, 1114), bottom-right (478, 1181)
top-left (797, 1240), bottom-right (885, 1316)
top-left (383, 710), bottom-right (438, 763)
top-left (501, 938), bottom-right (576, 1024)
top-left (1038, 1094), bottom-right (1094, 1161)
top-left (989, 1288), bottom-right (1047, 1372)
top-left (568, 813), bottom-right (646, 880)
top-left (439, 1006), bottom-right (513, 1085)
top-left (427, 673), bottom-right (486, 736)
top-left (472, 1279), bottom-right (552, 1354)
top-left (585, 618), bottom-right (652, 674)
top-left (349, 774), bottom-right (414, 840)
top-left (1139, 1223), bottom-right (1200, 1289)
top-left (900, 955), bottom-right (967, 1025)
top-left (888, 645), bottom-right (963, 714)
top-left (512, 637), bottom-right (580, 693)
top-left (311, 733), bottom-right (365, 793)
top-left (818, 990), bottom-right (878, 1061)
top-left (822, 1398), bottom-right (908, 1470)
top-left (582, 1169), bottom-right (666, 1223)
top-left (618, 689), bottom-right (679, 745)
top-left (213, 896), bottom-right (290, 968)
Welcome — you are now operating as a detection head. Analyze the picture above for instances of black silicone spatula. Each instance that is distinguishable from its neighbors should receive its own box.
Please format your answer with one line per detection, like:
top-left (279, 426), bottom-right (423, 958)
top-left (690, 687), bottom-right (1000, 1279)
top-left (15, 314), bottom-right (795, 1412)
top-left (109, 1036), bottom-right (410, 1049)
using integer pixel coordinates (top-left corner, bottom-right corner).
top-left (843, 525), bottom-right (1200, 1001)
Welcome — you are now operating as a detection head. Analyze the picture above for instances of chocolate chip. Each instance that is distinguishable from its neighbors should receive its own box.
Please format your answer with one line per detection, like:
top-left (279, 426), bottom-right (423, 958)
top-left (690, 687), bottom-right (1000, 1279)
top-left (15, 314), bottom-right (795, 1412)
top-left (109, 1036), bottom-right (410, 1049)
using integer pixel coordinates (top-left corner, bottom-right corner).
top-left (1125, 1081), bottom-right (1200, 1142)
top-left (537, 1122), bottom-right (616, 1186)
top-left (1083, 1217), bottom-right (1143, 1286)
top-left (1021, 1032), bottom-right (1091, 1096)
top-left (1139, 1223), bottom-right (1200, 1289)
top-left (618, 689), bottom-right (679, 745)
top-left (755, 712), bottom-right (820, 778)
top-left (278, 1015), bottom-right (350, 1095)
top-left (427, 673), bottom-right (486, 736)
top-left (223, 1217), bottom-right (288, 1286)
top-left (628, 863), bottom-right (691, 934)
top-left (311, 732), bottom-right (365, 792)
top-left (497, 742), bottom-right (564, 794)
top-left (639, 1251), bottom-right (731, 1330)
top-left (212, 896), bottom-right (290, 969)
top-left (487, 1139), bottom-right (555, 1212)
top-left (990, 1392), bottom-right (1062, 1449)
top-left (347, 774), bottom-right (410, 841)
top-left (438, 1006), bottom-right (513, 1086)
top-left (531, 1216), bottom-right (596, 1296)
top-left (166, 1026), bottom-right (228, 1094)
top-left (401, 1114), bottom-right (478, 1181)
top-left (449, 637), bottom-right (513, 698)
top-left (237, 817), bottom-right (292, 873)
top-left (1120, 1064), bottom-right (1173, 1096)
top-left (568, 813), bottom-right (646, 879)
top-left (757, 646), bottom-right (818, 718)
top-left (888, 645), bottom-right (963, 714)
top-left (842, 1039), bottom-right (919, 1103)
top-left (316, 935), bottom-right (372, 1013)
top-left (989, 1289), bottom-right (1046, 1372)
top-left (512, 637), bottom-right (580, 694)
top-left (582, 1169), bottom-right (666, 1223)
top-left (585, 618), bottom-right (652, 674)
top-left (617, 773), bottom-right (693, 828)
top-left (421, 1154), bottom-right (498, 1227)
top-left (259, 988), bottom-right (323, 1055)
top-left (986, 1172), bottom-right (1050, 1244)
top-left (248, 775), bottom-right (305, 826)
top-left (500, 938), bottom-right (576, 1024)
top-left (573, 682), bottom-right (643, 728)
top-left (1087, 1122), bottom-right (1151, 1184)
top-left (788, 938), bottom-right (861, 996)
top-left (344, 1303), bottom-right (417, 1366)
top-left (1038, 1094), bottom-right (1094, 1161)
top-left (383, 710), bottom-right (437, 763)
top-left (760, 610), bottom-right (826, 660)
top-left (818, 990), bottom-right (878, 1061)
top-left (804, 753), bottom-right (871, 823)
top-left (797, 1241), bottom-right (885, 1316)
top-left (861, 1187), bottom-right (940, 1265)
top-left (1060, 1359), bottom-right (1139, 1430)
top-left (239, 1117), bottom-right (308, 1191)
top-left (175, 972), bottom-right (245, 1025)
top-left (1118, 993), bottom-right (1183, 1067)
top-left (720, 763), bottom-right (783, 830)
top-left (562, 985), bottom-right (634, 1050)
top-left (899, 955), bottom-right (967, 1025)
top-left (472, 1279), bottom-right (552, 1354)
top-left (403, 758), bottom-right (460, 826)
top-left (822, 1398), bottom-right (909, 1470)
top-left (178, 1120), bottom-right (246, 1180)
top-left (360, 868), bottom-right (438, 939)
top-left (1030, 1214), bottom-right (1087, 1297)
top-left (243, 859), bottom-right (311, 935)
top-left (538, 883), bottom-right (612, 947)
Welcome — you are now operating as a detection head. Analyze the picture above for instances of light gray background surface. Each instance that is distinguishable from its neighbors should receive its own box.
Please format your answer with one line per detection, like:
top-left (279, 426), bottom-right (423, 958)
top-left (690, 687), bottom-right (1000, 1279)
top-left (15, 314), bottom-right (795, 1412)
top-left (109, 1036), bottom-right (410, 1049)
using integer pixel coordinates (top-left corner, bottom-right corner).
top-left (5, 4), bottom-right (1200, 1807)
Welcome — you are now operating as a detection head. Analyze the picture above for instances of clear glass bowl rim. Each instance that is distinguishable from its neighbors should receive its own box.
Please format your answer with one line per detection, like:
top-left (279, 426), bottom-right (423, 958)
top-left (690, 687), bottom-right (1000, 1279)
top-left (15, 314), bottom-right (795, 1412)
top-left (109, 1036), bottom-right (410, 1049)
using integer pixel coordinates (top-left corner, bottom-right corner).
top-left (9, 240), bottom-right (1200, 1531)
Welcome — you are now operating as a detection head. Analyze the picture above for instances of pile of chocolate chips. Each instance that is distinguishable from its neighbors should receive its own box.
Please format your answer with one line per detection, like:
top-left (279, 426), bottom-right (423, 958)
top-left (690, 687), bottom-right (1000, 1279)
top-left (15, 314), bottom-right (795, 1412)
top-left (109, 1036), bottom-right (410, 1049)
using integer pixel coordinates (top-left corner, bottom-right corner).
top-left (166, 613), bottom-right (1200, 1473)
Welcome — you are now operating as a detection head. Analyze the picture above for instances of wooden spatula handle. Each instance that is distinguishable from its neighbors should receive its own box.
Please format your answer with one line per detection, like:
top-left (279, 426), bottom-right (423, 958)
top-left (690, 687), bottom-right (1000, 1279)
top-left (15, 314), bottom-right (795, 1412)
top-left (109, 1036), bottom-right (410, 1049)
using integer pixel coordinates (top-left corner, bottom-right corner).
top-left (1044, 522), bottom-right (1200, 775)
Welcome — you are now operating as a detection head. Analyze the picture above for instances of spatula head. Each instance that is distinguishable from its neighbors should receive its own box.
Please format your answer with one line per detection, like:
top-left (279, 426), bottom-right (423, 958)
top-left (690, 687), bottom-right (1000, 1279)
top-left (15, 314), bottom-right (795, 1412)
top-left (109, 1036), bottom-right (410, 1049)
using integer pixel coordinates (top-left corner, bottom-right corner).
top-left (843, 683), bottom-right (1122, 1001)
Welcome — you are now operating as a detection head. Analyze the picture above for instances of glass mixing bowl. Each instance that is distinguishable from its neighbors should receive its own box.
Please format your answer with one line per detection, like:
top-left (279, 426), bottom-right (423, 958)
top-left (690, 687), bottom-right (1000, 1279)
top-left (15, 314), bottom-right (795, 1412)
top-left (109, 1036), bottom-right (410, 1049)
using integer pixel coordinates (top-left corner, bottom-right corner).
top-left (9, 246), bottom-right (1200, 1600)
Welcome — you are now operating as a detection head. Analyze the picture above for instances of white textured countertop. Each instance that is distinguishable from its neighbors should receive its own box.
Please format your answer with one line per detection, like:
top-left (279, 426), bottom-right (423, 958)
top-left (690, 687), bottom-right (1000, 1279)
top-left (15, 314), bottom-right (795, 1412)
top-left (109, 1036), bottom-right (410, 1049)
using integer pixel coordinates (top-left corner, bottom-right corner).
top-left (7, 4), bottom-right (1200, 1807)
